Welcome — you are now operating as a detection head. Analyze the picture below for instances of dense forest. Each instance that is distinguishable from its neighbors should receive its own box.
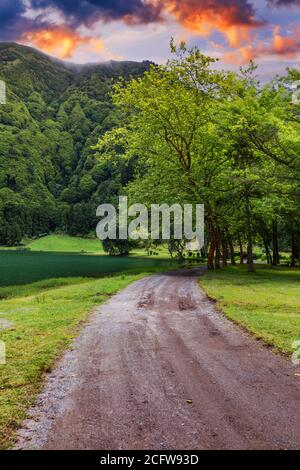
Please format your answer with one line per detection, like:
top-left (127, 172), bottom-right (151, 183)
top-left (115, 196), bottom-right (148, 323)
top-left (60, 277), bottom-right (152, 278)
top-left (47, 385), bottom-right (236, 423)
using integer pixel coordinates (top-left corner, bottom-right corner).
top-left (0, 43), bottom-right (151, 245)
top-left (0, 42), bottom-right (299, 271)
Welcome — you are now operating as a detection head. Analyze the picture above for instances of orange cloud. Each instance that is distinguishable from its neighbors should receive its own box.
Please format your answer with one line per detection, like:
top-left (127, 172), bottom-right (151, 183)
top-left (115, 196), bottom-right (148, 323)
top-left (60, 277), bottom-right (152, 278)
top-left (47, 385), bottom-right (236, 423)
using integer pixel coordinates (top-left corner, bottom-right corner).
top-left (22, 27), bottom-right (104, 59)
top-left (225, 26), bottom-right (300, 64)
top-left (163, 0), bottom-right (264, 47)
top-left (272, 25), bottom-right (300, 57)
top-left (225, 45), bottom-right (256, 63)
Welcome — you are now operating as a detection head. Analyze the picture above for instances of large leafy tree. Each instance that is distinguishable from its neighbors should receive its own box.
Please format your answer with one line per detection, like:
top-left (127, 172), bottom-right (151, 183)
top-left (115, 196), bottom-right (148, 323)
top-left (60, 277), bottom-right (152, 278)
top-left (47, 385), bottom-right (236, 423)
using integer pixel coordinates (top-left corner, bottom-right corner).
top-left (105, 42), bottom-right (236, 267)
top-left (97, 43), bottom-right (300, 269)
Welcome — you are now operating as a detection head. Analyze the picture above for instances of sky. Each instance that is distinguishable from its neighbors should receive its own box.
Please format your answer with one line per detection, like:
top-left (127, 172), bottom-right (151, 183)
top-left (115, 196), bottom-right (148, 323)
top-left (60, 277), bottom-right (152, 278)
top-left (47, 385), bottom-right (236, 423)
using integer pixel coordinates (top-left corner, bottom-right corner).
top-left (1, 0), bottom-right (300, 78)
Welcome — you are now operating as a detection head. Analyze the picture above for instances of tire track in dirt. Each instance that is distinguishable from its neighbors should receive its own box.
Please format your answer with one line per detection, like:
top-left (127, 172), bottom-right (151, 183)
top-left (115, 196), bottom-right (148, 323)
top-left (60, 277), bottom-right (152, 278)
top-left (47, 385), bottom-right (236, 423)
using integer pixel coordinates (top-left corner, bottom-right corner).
top-left (16, 268), bottom-right (300, 450)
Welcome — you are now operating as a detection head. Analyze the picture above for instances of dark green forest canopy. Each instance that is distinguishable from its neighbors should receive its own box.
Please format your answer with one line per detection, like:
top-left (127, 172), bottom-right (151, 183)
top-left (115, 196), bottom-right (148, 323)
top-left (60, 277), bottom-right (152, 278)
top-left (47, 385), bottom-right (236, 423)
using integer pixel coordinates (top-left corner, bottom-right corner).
top-left (0, 43), bottom-right (152, 244)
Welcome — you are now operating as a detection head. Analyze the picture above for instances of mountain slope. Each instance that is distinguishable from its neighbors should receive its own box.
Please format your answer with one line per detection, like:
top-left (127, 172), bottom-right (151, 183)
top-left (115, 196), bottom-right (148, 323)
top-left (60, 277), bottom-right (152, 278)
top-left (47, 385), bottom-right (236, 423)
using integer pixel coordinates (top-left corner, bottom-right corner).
top-left (0, 43), bottom-right (73, 101)
top-left (0, 43), bottom-right (151, 244)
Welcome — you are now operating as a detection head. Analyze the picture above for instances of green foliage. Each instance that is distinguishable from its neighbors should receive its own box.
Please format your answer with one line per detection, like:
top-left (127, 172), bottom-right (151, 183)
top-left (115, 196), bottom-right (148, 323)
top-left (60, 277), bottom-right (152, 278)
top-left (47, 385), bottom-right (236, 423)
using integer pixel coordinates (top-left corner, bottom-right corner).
top-left (1, 42), bottom-right (299, 265)
top-left (0, 44), bottom-right (151, 245)
top-left (97, 41), bottom-right (300, 269)
top-left (102, 238), bottom-right (137, 256)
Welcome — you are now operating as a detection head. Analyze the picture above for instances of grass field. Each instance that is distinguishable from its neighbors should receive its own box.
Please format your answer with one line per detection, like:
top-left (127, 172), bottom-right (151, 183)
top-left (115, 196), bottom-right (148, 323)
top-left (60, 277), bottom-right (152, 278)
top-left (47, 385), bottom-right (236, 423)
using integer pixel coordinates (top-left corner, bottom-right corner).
top-left (1, 234), bottom-right (172, 258)
top-left (201, 266), bottom-right (300, 354)
top-left (27, 235), bottom-right (104, 253)
top-left (1, 234), bottom-right (298, 448)
top-left (0, 269), bottom-right (173, 449)
top-left (0, 233), bottom-right (177, 448)
top-left (0, 251), bottom-right (175, 287)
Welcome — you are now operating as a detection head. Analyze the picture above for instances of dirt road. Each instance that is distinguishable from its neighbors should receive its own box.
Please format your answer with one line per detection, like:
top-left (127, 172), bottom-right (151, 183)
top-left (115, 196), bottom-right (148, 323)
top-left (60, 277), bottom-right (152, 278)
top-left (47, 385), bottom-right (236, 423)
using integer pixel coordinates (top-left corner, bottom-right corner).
top-left (17, 269), bottom-right (300, 450)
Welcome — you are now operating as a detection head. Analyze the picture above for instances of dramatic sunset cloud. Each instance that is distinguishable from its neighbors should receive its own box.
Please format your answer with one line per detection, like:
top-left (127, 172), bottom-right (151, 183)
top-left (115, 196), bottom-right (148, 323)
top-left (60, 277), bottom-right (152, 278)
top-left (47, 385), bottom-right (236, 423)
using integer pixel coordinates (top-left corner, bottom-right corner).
top-left (225, 25), bottom-right (300, 64)
top-left (163, 0), bottom-right (265, 47)
top-left (272, 25), bottom-right (300, 57)
top-left (0, 1), bottom-right (300, 75)
top-left (22, 27), bottom-right (104, 59)
top-left (28, 0), bottom-right (163, 27)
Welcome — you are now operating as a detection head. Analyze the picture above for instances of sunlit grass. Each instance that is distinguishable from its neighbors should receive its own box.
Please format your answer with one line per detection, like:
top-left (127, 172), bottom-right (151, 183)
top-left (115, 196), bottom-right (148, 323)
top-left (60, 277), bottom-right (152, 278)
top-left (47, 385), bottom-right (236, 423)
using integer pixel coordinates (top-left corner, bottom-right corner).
top-left (0, 271), bottom-right (159, 449)
top-left (201, 265), bottom-right (300, 353)
top-left (27, 234), bottom-right (104, 253)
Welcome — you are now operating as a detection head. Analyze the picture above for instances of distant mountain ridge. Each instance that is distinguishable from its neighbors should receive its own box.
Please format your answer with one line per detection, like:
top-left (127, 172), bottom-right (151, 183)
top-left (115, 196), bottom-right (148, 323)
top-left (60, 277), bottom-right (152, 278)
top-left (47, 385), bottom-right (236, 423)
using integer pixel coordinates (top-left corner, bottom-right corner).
top-left (0, 42), bottom-right (153, 99)
top-left (0, 43), bottom-right (151, 245)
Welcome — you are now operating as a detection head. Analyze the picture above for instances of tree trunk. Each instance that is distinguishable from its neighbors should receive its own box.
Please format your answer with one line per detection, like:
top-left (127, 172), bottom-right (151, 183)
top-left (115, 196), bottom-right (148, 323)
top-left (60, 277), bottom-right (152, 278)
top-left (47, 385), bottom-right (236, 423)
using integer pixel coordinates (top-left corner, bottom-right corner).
top-left (263, 240), bottom-right (272, 265)
top-left (229, 238), bottom-right (236, 266)
top-left (207, 239), bottom-right (216, 270)
top-left (221, 233), bottom-right (227, 268)
top-left (272, 219), bottom-right (280, 266)
top-left (291, 227), bottom-right (295, 267)
top-left (245, 198), bottom-right (255, 273)
top-left (215, 240), bottom-right (222, 269)
top-left (291, 224), bottom-right (300, 267)
top-left (237, 234), bottom-right (244, 265)
top-left (207, 214), bottom-right (217, 270)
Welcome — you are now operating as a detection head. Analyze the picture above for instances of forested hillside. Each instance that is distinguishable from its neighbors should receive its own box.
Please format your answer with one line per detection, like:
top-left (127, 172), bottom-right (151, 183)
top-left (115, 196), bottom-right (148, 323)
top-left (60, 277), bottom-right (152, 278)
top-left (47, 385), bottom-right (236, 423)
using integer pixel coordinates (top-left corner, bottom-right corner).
top-left (0, 43), bottom-right (151, 245)
top-left (1, 42), bottom-right (299, 270)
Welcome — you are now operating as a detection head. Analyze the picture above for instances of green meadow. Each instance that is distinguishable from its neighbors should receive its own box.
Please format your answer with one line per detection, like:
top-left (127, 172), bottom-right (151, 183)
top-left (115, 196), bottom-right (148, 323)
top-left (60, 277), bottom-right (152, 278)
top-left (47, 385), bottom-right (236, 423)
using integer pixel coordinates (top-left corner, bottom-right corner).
top-left (0, 236), bottom-right (299, 449)
top-left (201, 266), bottom-right (300, 354)
top-left (0, 272), bottom-right (163, 449)
top-left (0, 235), bottom-right (177, 447)
top-left (27, 234), bottom-right (105, 253)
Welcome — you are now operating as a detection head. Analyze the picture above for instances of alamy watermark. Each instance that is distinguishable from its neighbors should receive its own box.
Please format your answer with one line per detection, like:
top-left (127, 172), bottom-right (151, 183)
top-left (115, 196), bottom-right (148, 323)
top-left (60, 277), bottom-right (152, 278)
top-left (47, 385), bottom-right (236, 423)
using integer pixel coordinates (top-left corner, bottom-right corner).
top-left (96, 197), bottom-right (204, 250)
top-left (0, 341), bottom-right (6, 365)
top-left (292, 81), bottom-right (300, 105)
top-left (0, 80), bottom-right (6, 105)
top-left (292, 340), bottom-right (300, 366)
top-left (0, 83), bottom-right (8, 365)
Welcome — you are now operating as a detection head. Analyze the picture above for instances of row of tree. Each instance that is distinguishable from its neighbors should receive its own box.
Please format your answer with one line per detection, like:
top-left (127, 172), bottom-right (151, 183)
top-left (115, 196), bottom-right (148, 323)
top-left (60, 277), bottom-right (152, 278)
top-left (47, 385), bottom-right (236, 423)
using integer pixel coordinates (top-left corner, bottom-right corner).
top-left (95, 41), bottom-right (300, 272)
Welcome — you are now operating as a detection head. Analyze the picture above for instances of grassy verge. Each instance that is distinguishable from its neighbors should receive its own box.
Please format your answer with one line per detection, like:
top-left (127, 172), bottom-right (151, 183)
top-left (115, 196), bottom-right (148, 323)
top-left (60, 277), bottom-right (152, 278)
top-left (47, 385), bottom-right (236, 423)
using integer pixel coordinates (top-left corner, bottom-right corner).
top-left (0, 271), bottom-right (159, 449)
top-left (27, 234), bottom-right (104, 253)
top-left (201, 265), bottom-right (300, 354)
top-left (0, 234), bottom-right (176, 260)
top-left (0, 277), bottom-right (91, 300)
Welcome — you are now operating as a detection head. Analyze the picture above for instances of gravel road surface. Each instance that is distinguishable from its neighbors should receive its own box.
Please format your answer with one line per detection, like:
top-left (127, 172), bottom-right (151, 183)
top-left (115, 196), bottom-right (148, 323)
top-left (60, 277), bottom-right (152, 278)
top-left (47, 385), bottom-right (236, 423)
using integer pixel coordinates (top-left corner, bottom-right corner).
top-left (16, 269), bottom-right (300, 450)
